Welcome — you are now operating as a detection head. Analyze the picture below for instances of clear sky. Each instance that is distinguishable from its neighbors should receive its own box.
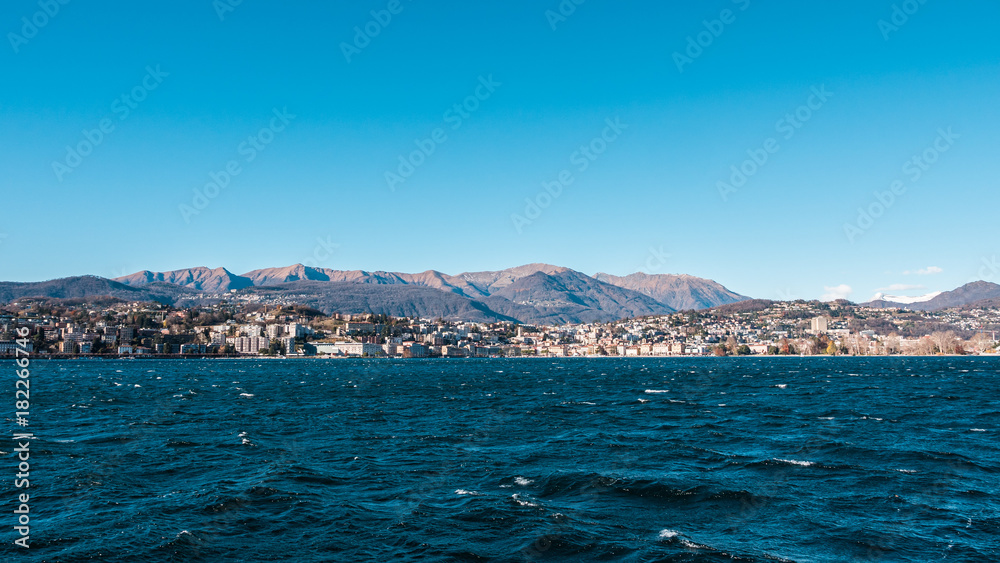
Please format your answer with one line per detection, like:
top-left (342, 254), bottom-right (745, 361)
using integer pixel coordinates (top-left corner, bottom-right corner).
top-left (2, 0), bottom-right (999, 302)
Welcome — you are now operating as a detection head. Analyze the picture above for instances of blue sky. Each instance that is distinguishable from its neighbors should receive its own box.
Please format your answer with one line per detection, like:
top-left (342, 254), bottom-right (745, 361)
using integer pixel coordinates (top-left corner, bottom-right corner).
top-left (2, 0), bottom-right (999, 302)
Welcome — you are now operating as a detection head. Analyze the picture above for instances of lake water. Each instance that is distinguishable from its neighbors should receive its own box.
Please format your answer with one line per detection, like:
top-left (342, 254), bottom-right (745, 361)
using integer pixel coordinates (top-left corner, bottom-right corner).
top-left (7, 357), bottom-right (999, 562)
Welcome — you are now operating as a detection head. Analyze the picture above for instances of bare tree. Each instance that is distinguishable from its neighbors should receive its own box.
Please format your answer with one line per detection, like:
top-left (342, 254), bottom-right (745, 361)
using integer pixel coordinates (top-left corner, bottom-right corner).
top-left (944, 331), bottom-right (958, 354)
top-left (930, 331), bottom-right (958, 354)
top-left (883, 333), bottom-right (901, 356)
top-left (970, 332), bottom-right (993, 354)
top-left (915, 337), bottom-right (935, 356)
top-left (847, 334), bottom-right (868, 356)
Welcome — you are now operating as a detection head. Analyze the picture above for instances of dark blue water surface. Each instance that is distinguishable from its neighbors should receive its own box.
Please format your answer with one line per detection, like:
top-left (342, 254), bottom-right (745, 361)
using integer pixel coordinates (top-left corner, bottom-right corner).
top-left (5, 357), bottom-right (999, 562)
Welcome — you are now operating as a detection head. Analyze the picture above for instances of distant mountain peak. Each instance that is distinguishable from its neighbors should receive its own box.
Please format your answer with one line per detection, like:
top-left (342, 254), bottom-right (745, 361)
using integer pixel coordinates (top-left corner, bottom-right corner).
top-left (70, 262), bottom-right (752, 322)
top-left (870, 291), bottom-right (942, 304)
top-left (240, 264), bottom-right (334, 286)
top-left (865, 281), bottom-right (1000, 311)
top-left (593, 272), bottom-right (749, 311)
top-left (115, 266), bottom-right (252, 292)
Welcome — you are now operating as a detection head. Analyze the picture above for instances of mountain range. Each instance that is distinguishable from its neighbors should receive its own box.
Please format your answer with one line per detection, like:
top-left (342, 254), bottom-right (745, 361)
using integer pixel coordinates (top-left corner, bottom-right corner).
top-left (4, 265), bottom-right (998, 323)
top-left (0, 264), bottom-right (749, 324)
top-left (863, 281), bottom-right (1000, 312)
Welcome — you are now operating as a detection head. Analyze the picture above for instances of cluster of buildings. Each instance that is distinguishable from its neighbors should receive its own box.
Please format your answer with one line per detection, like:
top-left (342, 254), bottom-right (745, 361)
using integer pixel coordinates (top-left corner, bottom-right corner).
top-left (1, 298), bottom-right (998, 358)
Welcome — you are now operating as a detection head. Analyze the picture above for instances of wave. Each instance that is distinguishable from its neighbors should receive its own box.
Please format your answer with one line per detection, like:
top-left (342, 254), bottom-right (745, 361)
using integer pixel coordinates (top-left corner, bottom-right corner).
top-left (774, 458), bottom-right (815, 467)
top-left (533, 472), bottom-right (777, 510)
top-left (25, 357), bottom-right (1000, 562)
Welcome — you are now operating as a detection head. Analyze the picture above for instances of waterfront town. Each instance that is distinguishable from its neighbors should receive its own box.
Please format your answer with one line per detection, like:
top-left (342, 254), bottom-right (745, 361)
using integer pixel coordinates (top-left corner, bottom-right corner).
top-left (1, 295), bottom-right (998, 359)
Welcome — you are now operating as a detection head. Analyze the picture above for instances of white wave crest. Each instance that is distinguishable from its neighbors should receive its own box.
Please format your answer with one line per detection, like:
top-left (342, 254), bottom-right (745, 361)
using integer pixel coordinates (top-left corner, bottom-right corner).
top-left (776, 458), bottom-right (814, 467)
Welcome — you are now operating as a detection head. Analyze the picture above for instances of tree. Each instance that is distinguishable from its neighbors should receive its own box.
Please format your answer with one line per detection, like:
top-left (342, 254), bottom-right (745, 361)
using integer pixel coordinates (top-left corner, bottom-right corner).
top-left (930, 331), bottom-right (957, 354)
top-left (826, 341), bottom-right (838, 355)
top-left (970, 332), bottom-right (993, 354)
top-left (883, 334), bottom-right (901, 355)
top-left (737, 345), bottom-right (752, 356)
top-left (32, 331), bottom-right (48, 354)
top-left (845, 334), bottom-right (868, 356)
top-left (914, 337), bottom-right (934, 356)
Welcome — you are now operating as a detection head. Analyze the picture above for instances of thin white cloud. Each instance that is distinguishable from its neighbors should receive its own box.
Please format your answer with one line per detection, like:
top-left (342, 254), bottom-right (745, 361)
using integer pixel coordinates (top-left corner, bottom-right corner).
top-left (821, 284), bottom-right (852, 301)
top-left (876, 283), bottom-right (925, 292)
top-left (903, 266), bottom-right (943, 275)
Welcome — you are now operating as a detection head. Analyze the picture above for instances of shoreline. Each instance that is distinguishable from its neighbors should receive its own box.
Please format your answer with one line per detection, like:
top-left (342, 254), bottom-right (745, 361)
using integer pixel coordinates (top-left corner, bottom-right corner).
top-left (3, 353), bottom-right (993, 361)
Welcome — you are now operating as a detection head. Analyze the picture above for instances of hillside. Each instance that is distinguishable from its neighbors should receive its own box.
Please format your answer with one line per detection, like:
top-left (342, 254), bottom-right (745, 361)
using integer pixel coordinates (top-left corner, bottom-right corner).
top-left (0, 276), bottom-right (195, 305)
top-left (864, 281), bottom-right (1000, 311)
top-left (593, 272), bottom-right (749, 310)
top-left (488, 270), bottom-right (674, 324)
top-left (28, 263), bottom-right (754, 323)
top-left (116, 267), bottom-right (253, 292)
top-left (243, 281), bottom-right (518, 323)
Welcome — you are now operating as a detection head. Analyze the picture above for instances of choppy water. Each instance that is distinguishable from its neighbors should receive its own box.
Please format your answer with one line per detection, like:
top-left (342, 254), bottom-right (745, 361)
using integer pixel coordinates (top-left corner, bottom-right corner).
top-left (5, 357), bottom-right (999, 562)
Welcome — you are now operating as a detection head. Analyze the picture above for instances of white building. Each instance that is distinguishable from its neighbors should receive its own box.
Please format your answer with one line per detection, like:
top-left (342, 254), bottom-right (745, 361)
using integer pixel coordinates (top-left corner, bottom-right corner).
top-left (287, 323), bottom-right (311, 337)
top-left (227, 336), bottom-right (270, 354)
top-left (335, 342), bottom-right (383, 356)
top-left (241, 324), bottom-right (263, 337)
top-left (809, 317), bottom-right (829, 334)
